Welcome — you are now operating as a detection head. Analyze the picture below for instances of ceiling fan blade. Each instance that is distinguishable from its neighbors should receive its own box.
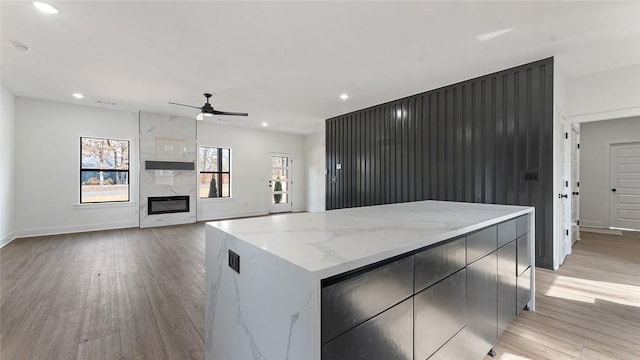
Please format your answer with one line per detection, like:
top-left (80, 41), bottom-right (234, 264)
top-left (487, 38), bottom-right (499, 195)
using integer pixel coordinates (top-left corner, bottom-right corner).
top-left (168, 102), bottom-right (201, 109)
top-left (212, 110), bottom-right (249, 116)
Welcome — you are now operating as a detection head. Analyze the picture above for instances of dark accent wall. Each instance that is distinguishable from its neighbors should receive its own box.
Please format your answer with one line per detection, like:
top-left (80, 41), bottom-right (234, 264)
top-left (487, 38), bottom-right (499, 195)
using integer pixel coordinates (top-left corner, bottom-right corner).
top-left (325, 58), bottom-right (554, 269)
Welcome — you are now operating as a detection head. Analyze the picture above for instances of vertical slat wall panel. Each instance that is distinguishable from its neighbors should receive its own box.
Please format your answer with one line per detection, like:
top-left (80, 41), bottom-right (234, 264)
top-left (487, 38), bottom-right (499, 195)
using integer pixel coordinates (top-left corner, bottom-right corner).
top-left (325, 58), bottom-right (554, 268)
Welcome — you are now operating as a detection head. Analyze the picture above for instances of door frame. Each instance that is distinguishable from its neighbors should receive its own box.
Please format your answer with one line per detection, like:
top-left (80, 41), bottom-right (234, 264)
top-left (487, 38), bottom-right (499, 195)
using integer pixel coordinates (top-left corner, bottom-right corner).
top-left (268, 152), bottom-right (293, 214)
top-left (570, 124), bottom-right (580, 245)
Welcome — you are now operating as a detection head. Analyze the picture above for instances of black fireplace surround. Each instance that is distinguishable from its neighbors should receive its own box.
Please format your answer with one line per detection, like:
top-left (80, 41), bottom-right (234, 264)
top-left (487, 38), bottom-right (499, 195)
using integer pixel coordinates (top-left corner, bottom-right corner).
top-left (148, 196), bottom-right (190, 215)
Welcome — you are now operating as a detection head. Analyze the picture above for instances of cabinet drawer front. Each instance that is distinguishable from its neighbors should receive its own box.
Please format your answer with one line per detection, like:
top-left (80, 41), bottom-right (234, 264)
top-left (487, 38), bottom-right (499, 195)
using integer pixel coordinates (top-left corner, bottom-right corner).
top-left (497, 219), bottom-right (517, 248)
top-left (414, 269), bottom-right (466, 360)
top-left (321, 298), bottom-right (413, 360)
top-left (466, 251), bottom-right (498, 360)
top-left (427, 327), bottom-right (466, 360)
top-left (516, 214), bottom-right (530, 237)
top-left (517, 266), bottom-right (532, 315)
top-left (321, 256), bottom-right (414, 343)
top-left (466, 226), bottom-right (497, 264)
top-left (517, 233), bottom-right (531, 276)
top-left (497, 241), bottom-right (517, 337)
top-left (415, 237), bottom-right (466, 292)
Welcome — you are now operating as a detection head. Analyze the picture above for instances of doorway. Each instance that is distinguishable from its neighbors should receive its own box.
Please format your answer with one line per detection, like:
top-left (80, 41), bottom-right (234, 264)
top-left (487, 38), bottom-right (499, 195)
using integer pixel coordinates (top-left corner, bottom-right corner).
top-left (570, 124), bottom-right (580, 245)
top-left (609, 142), bottom-right (640, 230)
top-left (269, 153), bottom-right (293, 213)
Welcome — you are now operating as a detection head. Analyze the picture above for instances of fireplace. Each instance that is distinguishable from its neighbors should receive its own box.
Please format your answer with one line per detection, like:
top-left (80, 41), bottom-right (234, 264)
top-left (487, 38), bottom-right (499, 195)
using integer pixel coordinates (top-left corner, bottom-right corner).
top-left (148, 196), bottom-right (190, 215)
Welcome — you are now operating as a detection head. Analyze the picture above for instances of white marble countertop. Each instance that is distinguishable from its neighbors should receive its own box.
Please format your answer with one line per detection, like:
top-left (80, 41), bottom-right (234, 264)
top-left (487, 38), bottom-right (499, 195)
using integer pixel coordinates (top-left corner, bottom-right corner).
top-left (207, 200), bottom-right (532, 279)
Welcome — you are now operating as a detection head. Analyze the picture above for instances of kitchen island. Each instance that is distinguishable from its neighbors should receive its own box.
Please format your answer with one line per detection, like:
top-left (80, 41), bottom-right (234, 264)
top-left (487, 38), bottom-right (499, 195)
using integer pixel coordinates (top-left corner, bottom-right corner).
top-left (205, 200), bottom-right (535, 360)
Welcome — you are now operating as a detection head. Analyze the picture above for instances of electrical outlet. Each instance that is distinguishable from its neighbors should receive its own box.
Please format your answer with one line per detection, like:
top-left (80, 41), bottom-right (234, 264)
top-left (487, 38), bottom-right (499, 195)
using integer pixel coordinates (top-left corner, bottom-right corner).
top-left (228, 250), bottom-right (240, 274)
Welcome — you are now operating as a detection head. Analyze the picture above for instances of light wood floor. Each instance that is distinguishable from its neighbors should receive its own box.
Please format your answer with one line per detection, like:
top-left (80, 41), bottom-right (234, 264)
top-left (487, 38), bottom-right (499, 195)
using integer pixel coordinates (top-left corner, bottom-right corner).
top-left (486, 230), bottom-right (640, 360)
top-left (1, 225), bottom-right (639, 360)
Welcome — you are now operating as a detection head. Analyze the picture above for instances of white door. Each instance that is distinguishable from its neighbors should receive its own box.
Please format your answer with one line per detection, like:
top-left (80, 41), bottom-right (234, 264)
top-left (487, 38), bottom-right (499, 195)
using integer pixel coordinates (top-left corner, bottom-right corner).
top-left (269, 153), bottom-right (293, 213)
top-left (570, 124), bottom-right (580, 244)
top-left (609, 142), bottom-right (640, 230)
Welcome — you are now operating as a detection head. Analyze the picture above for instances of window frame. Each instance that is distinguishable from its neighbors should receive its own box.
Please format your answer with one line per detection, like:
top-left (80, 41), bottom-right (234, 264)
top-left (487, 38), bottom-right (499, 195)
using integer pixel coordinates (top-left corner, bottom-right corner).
top-left (199, 146), bottom-right (231, 199)
top-left (80, 136), bottom-right (131, 204)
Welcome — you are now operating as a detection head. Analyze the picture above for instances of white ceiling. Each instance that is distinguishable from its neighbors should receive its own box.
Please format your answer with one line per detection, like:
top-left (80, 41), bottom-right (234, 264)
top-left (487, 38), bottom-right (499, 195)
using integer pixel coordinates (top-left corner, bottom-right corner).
top-left (2, 1), bottom-right (640, 134)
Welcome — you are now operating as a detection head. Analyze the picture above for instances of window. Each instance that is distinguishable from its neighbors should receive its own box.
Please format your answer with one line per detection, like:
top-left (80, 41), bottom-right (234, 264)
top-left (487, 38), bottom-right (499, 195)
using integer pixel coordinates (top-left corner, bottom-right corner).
top-left (80, 137), bottom-right (130, 203)
top-left (199, 146), bottom-right (230, 198)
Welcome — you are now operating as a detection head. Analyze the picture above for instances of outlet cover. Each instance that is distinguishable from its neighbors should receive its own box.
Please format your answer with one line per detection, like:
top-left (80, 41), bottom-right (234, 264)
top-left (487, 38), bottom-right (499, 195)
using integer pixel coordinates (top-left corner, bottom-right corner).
top-left (228, 250), bottom-right (240, 274)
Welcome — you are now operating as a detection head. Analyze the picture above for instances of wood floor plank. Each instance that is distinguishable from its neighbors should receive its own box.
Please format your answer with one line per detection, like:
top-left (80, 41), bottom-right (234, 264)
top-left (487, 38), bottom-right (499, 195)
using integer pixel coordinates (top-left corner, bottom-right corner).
top-left (76, 332), bottom-right (121, 360)
top-left (0, 298), bottom-right (52, 360)
top-left (143, 275), bottom-right (204, 358)
top-left (116, 272), bottom-right (163, 359)
top-left (130, 347), bottom-right (168, 360)
top-left (31, 310), bottom-right (84, 360)
top-left (80, 273), bottom-right (119, 342)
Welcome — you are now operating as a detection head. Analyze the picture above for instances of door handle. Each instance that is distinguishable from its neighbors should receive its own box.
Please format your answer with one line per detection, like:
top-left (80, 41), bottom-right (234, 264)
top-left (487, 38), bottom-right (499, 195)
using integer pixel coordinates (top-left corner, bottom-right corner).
top-left (558, 194), bottom-right (568, 199)
top-left (572, 192), bottom-right (579, 196)
top-left (611, 188), bottom-right (617, 192)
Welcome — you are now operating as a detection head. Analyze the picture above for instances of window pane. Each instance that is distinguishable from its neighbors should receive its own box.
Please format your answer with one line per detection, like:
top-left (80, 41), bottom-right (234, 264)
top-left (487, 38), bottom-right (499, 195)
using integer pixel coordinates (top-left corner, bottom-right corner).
top-left (221, 173), bottom-right (230, 197)
top-left (272, 169), bottom-right (288, 180)
top-left (81, 138), bottom-right (129, 170)
top-left (222, 149), bottom-right (230, 172)
top-left (272, 191), bottom-right (287, 204)
top-left (200, 147), bottom-right (218, 172)
top-left (271, 156), bottom-right (288, 168)
top-left (81, 170), bottom-right (129, 202)
top-left (200, 173), bottom-right (221, 198)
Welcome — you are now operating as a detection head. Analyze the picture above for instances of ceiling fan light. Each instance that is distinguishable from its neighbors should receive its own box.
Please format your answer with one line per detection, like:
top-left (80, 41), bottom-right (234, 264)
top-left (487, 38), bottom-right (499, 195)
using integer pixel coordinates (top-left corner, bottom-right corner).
top-left (196, 113), bottom-right (204, 121)
top-left (203, 112), bottom-right (214, 117)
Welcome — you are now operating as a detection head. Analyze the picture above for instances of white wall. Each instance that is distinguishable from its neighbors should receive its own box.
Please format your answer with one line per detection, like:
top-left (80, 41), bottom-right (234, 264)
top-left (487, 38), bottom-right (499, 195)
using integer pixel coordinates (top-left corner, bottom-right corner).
top-left (579, 116), bottom-right (640, 228)
top-left (14, 98), bottom-right (139, 237)
top-left (568, 64), bottom-right (640, 123)
top-left (196, 121), bottom-right (306, 221)
top-left (1, 85), bottom-right (16, 246)
top-left (304, 131), bottom-right (326, 212)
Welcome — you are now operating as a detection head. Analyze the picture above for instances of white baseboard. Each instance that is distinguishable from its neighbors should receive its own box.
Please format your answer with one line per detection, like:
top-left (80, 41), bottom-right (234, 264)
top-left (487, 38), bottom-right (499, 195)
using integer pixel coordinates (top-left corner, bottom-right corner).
top-left (198, 210), bottom-right (268, 222)
top-left (580, 220), bottom-right (606, 228)
top-left (0, 232), bottom-right (17, 249)
top-left (579, 226), bottom-right (623, 236)
top-left (13, 221), bottom-right (139, 239)
top-left (306, 207), bottom-right (326, 213)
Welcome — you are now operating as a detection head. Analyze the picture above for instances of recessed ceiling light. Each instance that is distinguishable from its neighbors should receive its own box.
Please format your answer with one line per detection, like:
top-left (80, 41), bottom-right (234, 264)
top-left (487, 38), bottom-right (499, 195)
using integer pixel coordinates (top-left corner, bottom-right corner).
top-left (476, 28), bottom-right (513, 42)
top-left (72, 93), bottom-right (84, 99)
top-left (32, 1), bottom-right (60, 14)
top-left (261, 122), bottom-right (268, 127)
top-left (339, 93), bottom-right (350, 100)
top-left (12, 42), bottom-right (31, 53)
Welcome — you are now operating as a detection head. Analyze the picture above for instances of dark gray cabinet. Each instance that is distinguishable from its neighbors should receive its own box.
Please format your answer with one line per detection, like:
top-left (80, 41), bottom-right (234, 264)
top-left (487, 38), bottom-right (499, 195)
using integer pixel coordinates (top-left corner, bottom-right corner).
top-left (414, 269), bottom-right (466, 360)
top-left (466, 251), bottom-right (498, 360)
top-left (466, 226), bottom-right (497, 264)
top-left (517, 267), bottom-right (532, 315)
top-left (415, 237), bottom-right (466, 292)
top-left (497, 241), bottom-right (517, 337)
top-left (321, 256), bottom-right (414, 343)
top-left (321, 214), bottom-right (532, 360)
top-left (428, 327), bottom-right (467, 360)
top-left (321, 298), bottom-right (413, 360)
top-left (517, 233), bottom-right (531, 276)
top-left (497, 219), bottom-right (517, 248)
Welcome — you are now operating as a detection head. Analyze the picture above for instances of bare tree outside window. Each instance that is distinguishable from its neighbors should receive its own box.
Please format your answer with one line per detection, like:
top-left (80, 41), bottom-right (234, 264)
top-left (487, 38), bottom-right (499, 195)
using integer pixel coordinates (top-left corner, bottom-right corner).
top-left (81, 137), bottom-right (130, 203)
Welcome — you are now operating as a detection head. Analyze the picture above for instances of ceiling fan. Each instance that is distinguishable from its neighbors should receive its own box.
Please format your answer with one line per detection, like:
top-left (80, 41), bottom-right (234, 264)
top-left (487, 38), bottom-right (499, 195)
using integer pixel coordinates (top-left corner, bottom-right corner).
top-left (169, 93), bottom-right (248, 120)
